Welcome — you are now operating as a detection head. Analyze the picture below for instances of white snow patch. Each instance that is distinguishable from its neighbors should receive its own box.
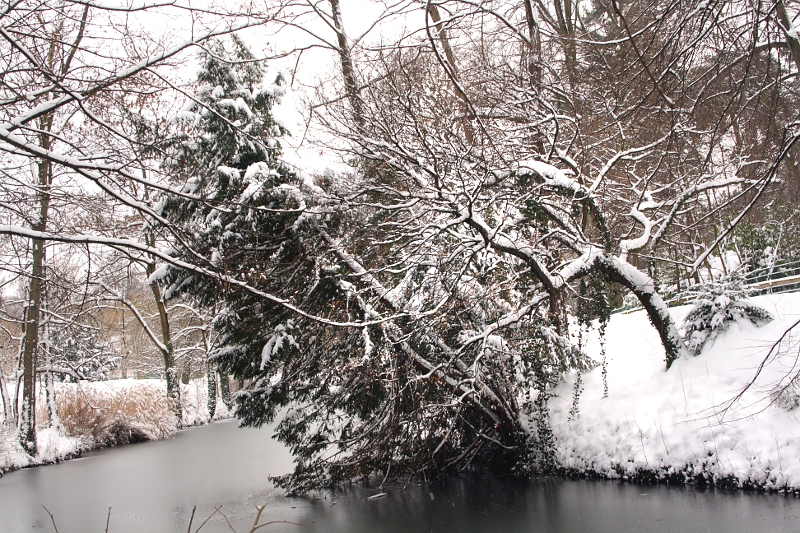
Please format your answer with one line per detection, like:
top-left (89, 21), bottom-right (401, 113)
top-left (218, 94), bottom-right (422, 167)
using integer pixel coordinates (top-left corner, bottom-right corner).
top-left (551, 292), bottom-right (800, 490)
top-left (518, 160), bottom-right (581, 193)
top-left (261, 321), bottom-right (298, 369)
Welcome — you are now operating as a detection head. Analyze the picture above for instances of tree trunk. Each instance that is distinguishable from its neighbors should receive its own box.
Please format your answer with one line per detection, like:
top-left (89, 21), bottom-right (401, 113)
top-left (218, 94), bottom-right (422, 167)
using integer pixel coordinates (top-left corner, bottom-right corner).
top-left (597, 257), bottom-right (687, 369)
top-left (329, 0), bottom-right (365, 127)
top-left (219, 372), bottom-right (232, 408)
top-left (0, 365), bottom-right (12, 425)
top-left (554, 0), bottom-right (577, 88)
top-left (20, 224), bottom-right (44, 455)
top-left (145, 257), bottom-right (182, 425)
top-left (776, 0), bottom-right (800, 73)
top-left (426, 3), bottom-right (476, 145)
top-left (44, 371), bottom-right (60, 431)
top-left (202, 327), bottom-right (217, 419)
top-left (207, 359), bottom-right (217, 420)
top-left (523, 0), bottom-right (542, 87)
top-left (41, 281), bottom-right (60, 430)
top-left (20, 153), bottom-right (53, 455)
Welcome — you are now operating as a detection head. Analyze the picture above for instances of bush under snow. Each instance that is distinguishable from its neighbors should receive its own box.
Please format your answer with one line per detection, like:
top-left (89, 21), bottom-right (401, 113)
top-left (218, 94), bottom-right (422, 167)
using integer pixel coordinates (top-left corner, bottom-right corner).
top-left (681, 277), bottom-right (773, 355)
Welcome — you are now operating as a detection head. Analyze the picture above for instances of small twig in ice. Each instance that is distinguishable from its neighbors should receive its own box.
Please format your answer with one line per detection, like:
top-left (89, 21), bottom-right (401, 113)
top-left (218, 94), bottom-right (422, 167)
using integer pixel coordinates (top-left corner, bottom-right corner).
top-left (249, 504), bottom-right (266, 533)
top-left (194, 505), bottom-right (223, 533)
top-left (105, 507), bottom-right (112, 533)
top-left (186, 506), bottom-right (197, 533)
top-left (43, 506), bottom-right (59, 533)
top-left (251, 520), bottom-right (308, 532)
top-left (217, 508), bottom-right (237, 533)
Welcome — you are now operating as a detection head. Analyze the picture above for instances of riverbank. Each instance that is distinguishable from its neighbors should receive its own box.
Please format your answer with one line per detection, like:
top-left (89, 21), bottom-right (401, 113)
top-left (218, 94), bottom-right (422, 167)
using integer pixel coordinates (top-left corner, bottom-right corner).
top-left (3, 418), bottom-right (799, 533)
top-left (0, 378), bottom-right (230, 475)
top-left (5, 294), bottom-right (800, 493)
top-left (550, 292), bottom-right (800, 492)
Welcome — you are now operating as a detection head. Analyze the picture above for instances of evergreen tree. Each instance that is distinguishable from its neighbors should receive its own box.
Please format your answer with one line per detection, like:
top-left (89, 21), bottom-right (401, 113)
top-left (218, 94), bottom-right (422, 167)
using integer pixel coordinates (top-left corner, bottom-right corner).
top-left (159, 38), bottom-right (590, 494)
top-left (158, 36), bottom-right (319, 428)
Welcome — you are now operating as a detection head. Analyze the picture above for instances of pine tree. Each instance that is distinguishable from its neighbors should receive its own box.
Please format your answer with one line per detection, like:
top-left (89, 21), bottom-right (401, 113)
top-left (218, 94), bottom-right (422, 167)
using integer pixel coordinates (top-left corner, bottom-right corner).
top-left (158, 36), bottom-right (316, 427)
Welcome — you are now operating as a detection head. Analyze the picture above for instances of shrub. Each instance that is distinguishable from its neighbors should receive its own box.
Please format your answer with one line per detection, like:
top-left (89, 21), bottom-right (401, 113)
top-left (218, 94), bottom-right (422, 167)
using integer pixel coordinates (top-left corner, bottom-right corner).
top-left (682, 275), bottom-right (773, 355)
top-left (57, 383), bottom-right (177, 447)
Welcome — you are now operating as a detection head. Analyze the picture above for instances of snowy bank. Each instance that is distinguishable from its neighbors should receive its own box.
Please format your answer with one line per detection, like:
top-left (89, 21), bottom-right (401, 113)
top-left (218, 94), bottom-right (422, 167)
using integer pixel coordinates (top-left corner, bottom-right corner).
top-left (551, 292), bottom-right (800, 491)
top-left (1, 378), bottom-right (231, 475)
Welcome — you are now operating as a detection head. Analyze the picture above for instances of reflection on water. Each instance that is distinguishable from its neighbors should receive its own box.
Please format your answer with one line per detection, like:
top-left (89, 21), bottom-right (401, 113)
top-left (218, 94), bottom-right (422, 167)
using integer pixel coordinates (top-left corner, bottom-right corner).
top-left (1, 419), bottom-right (799, 532)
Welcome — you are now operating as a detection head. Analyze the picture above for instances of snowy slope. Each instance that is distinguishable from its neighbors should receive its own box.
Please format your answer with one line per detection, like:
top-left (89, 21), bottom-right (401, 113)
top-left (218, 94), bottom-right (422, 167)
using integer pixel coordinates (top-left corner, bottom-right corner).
top-left (551, 292), bottom-right (800, 490)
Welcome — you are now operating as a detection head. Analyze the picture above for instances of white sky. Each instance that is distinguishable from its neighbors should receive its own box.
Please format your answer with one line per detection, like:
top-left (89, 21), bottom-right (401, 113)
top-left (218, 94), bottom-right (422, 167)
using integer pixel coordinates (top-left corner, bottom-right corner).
top-left (231, 1), bottom-right (426, 173)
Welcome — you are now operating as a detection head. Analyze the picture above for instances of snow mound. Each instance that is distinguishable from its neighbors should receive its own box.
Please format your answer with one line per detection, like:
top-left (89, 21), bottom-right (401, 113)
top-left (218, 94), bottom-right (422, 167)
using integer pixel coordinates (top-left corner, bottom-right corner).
top-left (551, 292), bottom-right (800, 490)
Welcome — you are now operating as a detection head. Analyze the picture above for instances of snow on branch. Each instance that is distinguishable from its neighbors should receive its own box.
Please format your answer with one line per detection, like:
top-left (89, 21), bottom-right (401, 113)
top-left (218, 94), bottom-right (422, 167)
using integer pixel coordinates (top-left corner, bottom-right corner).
top-left (0, 225), bottom-right (401, 328)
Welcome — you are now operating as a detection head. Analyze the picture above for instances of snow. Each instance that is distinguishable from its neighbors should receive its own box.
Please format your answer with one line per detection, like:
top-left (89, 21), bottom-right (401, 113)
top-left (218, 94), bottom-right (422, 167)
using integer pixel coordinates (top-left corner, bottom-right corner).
top-left (261, 321), bottom-right (297, 369)
top-left (550, 292), bottom-right (800, 490)
top-left (518, 160), bottom-right (582, 193)
top-left (701, 251), bottom-right (742, 282)
top-left (146, 264), bottom-right (169, 284)
top-left (9, 293), bottom-right (800, 491)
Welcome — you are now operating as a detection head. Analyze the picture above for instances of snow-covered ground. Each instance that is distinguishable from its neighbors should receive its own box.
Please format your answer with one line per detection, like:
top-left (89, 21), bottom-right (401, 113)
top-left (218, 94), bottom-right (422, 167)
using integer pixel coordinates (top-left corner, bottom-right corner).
top-left (551, 292), bottom-right (800, 491)
top-left (1, 378), bottom-right (231, 474)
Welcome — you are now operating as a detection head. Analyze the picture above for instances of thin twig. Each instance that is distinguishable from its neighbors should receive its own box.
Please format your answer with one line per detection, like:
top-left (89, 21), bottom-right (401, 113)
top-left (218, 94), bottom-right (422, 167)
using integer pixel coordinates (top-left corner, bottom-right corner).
top-left (43, 506), bottom-right (59, 533)
top-left (217, 508), bottom-right (237, 533)
top-left (186, 506), bottom-right (197, 533)
top-left (194, 506), bottom-right (223, 533)
top-left (105, 507), bottom-right (112, 533)
top-left (252, 520), bottom-right (308, 532)
top-left (249, 505), bottom-right (266, 533)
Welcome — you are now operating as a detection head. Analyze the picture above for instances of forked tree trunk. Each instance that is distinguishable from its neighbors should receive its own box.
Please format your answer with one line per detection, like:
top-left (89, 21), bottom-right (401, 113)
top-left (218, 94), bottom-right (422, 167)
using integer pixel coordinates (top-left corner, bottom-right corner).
top-left (20, 155), bottom-right (53, 455)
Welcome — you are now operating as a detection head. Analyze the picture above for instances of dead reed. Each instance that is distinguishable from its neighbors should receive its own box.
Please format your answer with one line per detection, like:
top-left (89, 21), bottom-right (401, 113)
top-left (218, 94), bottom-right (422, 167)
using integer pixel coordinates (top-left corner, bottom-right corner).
top-left (47, 383), bottom-right (176, 447)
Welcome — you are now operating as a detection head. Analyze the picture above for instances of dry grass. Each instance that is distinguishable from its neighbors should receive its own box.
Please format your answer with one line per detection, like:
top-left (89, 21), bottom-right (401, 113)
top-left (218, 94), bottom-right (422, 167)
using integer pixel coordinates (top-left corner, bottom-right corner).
top-left (48, 383), bottom-right (177, 447)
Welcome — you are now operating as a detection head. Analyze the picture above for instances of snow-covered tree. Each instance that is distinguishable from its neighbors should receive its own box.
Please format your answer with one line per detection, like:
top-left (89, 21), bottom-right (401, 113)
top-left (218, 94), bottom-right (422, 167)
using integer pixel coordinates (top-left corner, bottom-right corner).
top-left (158, 24), bottom-right (598, 494)
top-left (164, 0), bottom-right (798, 492)
top-left (47, 328), bottom-right (118, 383)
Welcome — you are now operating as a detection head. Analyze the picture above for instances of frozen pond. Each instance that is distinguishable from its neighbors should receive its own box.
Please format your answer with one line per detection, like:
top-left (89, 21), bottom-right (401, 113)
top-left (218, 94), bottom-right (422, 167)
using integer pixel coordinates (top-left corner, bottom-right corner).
top-left (1, 419), bottom-right (799, 532)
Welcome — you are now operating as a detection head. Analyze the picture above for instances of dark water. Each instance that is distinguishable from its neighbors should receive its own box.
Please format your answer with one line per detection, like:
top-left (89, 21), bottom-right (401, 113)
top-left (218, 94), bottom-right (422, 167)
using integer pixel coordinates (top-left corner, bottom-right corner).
top-left (1, 419), bottom-right (799, 533)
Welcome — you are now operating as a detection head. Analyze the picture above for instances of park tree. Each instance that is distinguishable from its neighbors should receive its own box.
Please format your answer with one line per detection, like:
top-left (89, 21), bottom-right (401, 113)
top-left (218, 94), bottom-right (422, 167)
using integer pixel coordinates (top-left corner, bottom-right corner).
top-left (0, 0), bottom-right (262, 453)
top-left (153, 0), bottom-right (800, 492)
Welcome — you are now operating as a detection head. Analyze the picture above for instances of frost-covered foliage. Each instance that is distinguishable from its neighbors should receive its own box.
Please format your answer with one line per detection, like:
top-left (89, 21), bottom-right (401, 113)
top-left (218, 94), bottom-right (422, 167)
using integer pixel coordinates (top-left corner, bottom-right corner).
top-left (47, 328), bottom-right (118, 382)
top-left (682, 276), bottom-right (773, 355)
top-left (774, 382), bottom-right (800, 411)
